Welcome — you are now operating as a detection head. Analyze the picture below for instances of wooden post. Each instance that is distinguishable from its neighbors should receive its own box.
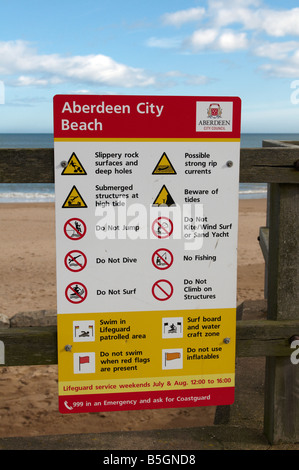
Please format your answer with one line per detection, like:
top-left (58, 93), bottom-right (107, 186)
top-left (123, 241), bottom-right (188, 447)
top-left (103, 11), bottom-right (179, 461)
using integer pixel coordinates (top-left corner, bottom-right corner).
top-left (264, 177), bottom-right (299, 443)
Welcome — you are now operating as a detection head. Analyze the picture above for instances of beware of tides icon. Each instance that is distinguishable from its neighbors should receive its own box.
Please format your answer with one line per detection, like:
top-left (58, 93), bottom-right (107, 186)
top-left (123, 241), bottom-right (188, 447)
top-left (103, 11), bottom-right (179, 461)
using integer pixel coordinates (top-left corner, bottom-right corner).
top-left (207, 103), bottom-right (222, 119)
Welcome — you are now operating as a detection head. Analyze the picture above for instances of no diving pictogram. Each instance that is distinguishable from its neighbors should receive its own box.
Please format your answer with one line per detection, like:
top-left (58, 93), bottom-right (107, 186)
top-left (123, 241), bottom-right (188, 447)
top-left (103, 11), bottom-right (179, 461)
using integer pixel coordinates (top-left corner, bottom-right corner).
top-left (64, 250), bottom-right (87, 272)
top-left (65, 282), bottom-right (88, 304)
top-left (64, 218), bottom-right (87, 240)
top-left (152, 217), bottom-right (173, 239)
top-left (152, 249), bottom-right (173, 270)
top-left (152, 279), bottom-right (173, 301)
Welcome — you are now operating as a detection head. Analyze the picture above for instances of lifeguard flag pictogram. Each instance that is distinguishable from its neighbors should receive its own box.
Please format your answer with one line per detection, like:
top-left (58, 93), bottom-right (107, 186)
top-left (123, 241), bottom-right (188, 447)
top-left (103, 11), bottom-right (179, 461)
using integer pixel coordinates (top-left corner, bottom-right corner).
top-left (61, 152), bottom-right (87, 175)
top-left (153, 185), bottom-right (175, 206)
top-left (152, 152), bottom-right (176, 175)
top-left (62, 185), bottom-right (88, 208)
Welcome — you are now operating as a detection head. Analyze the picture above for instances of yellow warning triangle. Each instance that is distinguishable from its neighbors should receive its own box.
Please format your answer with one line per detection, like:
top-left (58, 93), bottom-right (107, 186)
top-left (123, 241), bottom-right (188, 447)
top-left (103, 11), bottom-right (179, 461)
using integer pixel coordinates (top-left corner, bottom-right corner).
top-left (61, 152), bottom-right (87, 175)
top-left (152, 152), bottom-right (176, 175)
top-left (153, 185), bottom-right (175, 206)
top-left (62, 186), bottom-right (88, 208)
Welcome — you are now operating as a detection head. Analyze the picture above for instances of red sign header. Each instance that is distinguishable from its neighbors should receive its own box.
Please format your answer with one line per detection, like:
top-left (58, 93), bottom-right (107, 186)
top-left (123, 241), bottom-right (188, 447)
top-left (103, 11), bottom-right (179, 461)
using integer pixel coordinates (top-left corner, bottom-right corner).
top-left (53, 95), bottom-right (241, 139)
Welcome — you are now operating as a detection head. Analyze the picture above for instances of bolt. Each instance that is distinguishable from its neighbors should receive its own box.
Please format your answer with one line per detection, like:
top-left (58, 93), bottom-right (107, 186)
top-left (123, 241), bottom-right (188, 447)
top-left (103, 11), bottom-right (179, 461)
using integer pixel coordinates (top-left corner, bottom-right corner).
top-left (226, 160), bottom-right (233, 168)
top-left (223, 337), bottom-right (231, 344)
top-left (289, 335), bottom-right (299, 346)
top-left (61, 160), bottom-right (67, 168)
top-left (65, 344), bottom-right (72, 352)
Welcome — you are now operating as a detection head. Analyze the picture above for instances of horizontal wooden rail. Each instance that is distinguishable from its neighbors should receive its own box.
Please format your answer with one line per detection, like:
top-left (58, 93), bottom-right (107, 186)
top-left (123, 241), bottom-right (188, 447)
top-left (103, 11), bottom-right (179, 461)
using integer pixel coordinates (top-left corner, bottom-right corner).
top-left (0, 145), bottom-right (299, 184)
top-left (1, 319), bottom-right (299, 366)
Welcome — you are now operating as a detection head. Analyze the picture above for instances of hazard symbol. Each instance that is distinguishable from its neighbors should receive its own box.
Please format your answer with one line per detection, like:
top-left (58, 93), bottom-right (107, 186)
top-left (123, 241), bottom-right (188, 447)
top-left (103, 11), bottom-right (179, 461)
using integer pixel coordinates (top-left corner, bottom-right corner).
top-left (152, 248), bottom-right (173, 270)
top-left (64, 250), bottom-right (87, 272)
top-left (62, 186), bottom-right (87, 208)
top-left (152, 279), bottom-right (173, 301)
top-left (152, 152), bottom-right (176, 175)
top-left (64, 218), bottom-right (87, 240)
top-left (153, 185), bottom-right (175, 206)
top-left (65, 282), bottom-right (88, 304)
top-left (152, 217), bottom-right (173, 239)
top-left (61, 152), bottom-right (87, 175)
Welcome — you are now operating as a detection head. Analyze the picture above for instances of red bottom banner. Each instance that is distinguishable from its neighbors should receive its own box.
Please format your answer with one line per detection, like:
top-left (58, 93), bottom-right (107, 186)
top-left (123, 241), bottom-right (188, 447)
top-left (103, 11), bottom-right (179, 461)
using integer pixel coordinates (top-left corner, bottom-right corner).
top-left (59, 387), bottom-right (234, 414)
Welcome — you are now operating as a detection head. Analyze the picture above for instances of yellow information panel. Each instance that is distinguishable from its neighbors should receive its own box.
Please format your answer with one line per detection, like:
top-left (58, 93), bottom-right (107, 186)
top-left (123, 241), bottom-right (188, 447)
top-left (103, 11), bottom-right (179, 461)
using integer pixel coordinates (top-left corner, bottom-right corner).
top-left (54, 95), bottom-right (241, 413)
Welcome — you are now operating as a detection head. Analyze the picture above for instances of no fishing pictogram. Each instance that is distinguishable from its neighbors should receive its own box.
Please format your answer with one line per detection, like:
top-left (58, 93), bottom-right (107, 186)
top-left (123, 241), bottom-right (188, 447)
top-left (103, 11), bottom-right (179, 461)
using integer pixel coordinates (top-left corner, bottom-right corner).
top-left (152, 248), bottom-right (173, 270)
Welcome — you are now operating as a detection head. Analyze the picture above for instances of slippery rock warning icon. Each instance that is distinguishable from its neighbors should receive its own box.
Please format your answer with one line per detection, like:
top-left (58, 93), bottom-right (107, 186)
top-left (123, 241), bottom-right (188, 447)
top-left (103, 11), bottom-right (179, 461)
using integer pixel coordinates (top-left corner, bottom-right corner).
top-left (61, 153), bottom-right (87, 175)
top-left (62, 186), bottom-right (88, 208)
top-left (152, 152), bottom-right (176, 175)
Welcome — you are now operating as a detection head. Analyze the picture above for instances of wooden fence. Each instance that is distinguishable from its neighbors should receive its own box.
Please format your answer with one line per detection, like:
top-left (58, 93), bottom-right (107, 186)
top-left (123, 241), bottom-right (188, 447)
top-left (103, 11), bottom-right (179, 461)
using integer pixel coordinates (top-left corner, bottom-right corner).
top-left (0, 140), bottom-right (298, 444)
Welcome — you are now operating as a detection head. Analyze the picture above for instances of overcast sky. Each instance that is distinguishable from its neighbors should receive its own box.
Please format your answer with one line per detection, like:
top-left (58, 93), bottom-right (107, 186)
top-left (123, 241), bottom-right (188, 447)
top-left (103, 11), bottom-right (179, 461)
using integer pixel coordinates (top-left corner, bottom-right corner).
top-left (1, 0), bottom-right (299, 133)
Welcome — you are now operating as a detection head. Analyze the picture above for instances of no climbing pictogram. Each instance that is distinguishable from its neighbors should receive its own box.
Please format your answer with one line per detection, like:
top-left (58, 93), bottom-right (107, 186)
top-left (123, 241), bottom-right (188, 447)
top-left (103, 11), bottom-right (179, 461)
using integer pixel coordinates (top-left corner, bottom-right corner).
top-left (152, 279), bottom-right (173, 301)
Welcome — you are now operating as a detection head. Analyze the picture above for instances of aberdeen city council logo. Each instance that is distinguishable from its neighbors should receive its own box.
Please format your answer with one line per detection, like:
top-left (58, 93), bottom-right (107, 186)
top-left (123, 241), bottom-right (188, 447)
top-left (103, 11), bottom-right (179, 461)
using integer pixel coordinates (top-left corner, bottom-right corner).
top-left (196, 101), bottom-right (233, 132)
top-left (207, 103), bottom-right (222, 118)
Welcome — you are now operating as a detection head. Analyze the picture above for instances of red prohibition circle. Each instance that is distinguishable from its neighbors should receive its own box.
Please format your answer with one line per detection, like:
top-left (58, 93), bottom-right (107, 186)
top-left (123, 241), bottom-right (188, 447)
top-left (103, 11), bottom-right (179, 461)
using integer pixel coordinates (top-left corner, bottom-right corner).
top-left (64, 218), bottom-right (87, 240)
top-left (151, 217), bottom-right (173, 239)
top-left (152, 279), bottom-right (173, 301)
top-left (152, 248), bottom-right (174, 270)
top-left (64, 250), bottom-right (87, 272)
top-left (65, 282), bottom-right (88, 304)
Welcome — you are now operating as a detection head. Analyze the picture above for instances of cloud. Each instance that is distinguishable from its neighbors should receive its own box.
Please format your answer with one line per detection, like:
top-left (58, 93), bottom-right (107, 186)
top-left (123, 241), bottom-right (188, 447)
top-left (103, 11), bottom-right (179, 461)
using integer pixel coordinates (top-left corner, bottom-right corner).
top-left (0, 40), bottom-right (157, 88)
top-left (162, 7), bottom-right (205, 27)
top-left (146, 37), bottom-right (182, 49)
top-left (187, 28), bottom-right (248, 52)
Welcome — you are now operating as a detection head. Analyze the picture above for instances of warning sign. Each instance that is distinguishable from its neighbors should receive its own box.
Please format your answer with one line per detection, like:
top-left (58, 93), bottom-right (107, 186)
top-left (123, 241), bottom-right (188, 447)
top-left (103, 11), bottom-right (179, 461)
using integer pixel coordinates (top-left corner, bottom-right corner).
top-left (151, 216), bottom-right (173, 239)
top-left (152, 248), bottom-right (173, 270)
top-left (152, 152), bottom-right (176, 174)
top-left (64, 250), bottom-right (87, 272)
top-left (152, 279), bottom-right (174, 301)
top-left (65, 282), bottom-right (88, 304)
top-left (61, 152), bottom-right (87, 175)
top-left (62, 186), bottom-right (88, 209)
top-left (54, 94), bottom-right (241, 415)
top-left (153, 185), bottom-right (175, 206)
top-left (63, 218), bottom-right (86, 240)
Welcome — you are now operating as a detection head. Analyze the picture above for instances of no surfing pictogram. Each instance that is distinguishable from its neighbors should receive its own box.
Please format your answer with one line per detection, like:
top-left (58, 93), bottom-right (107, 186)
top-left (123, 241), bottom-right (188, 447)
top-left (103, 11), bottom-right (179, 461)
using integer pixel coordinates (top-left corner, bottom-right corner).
top-left (152, 279), bottom-right (173, 301)
top-left (64, 218), bottom-right (87, 240)
top-left (152, 217), bottom-right (173, 239)
top-left (65, 282), bottom-right (88, 304)
top-left (152, 248), bottom-right (173, 270)
top-left (64, 250), bottom-right (87, 272)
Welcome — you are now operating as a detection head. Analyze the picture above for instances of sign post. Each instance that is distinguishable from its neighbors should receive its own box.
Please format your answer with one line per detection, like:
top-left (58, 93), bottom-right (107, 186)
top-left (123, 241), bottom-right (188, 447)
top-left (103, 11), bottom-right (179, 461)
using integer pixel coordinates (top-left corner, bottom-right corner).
top-left (54, 95), bottom-right (241, 413)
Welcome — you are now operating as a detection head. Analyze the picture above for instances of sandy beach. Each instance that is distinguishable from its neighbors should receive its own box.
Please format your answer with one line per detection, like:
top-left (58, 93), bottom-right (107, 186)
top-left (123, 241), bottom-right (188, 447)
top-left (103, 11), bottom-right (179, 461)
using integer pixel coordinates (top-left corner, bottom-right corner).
top-left (0, 199), bottom-right (267, 438)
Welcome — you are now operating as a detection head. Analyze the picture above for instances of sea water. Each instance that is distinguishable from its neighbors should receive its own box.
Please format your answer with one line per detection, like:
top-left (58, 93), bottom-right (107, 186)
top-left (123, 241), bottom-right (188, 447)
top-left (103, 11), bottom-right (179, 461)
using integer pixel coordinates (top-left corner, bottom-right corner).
top-left (0, 133), bottom-right (298, 202)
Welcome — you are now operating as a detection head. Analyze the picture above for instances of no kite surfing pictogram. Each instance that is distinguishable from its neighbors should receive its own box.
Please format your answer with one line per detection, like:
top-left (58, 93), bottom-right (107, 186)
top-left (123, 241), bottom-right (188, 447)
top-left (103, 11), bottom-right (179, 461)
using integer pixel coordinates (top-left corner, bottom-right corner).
top-left (65, 282), bottom-right (88, 304)
top-left (152, 279), bottom-right (173, 301)
top-left (151, 217), bottom-right (173, 239)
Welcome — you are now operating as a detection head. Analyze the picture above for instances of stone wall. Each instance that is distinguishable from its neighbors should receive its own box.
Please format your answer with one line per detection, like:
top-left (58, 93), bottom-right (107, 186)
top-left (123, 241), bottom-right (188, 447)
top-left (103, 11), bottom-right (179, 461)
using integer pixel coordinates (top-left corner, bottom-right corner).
top-left (0, 310), bottom-right (57, 328)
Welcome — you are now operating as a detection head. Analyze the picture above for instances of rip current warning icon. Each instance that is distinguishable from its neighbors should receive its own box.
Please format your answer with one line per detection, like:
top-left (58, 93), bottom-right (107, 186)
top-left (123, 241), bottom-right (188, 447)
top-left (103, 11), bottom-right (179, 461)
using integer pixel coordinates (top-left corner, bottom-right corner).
top-left (152, 152), bottom-right (176, 175)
